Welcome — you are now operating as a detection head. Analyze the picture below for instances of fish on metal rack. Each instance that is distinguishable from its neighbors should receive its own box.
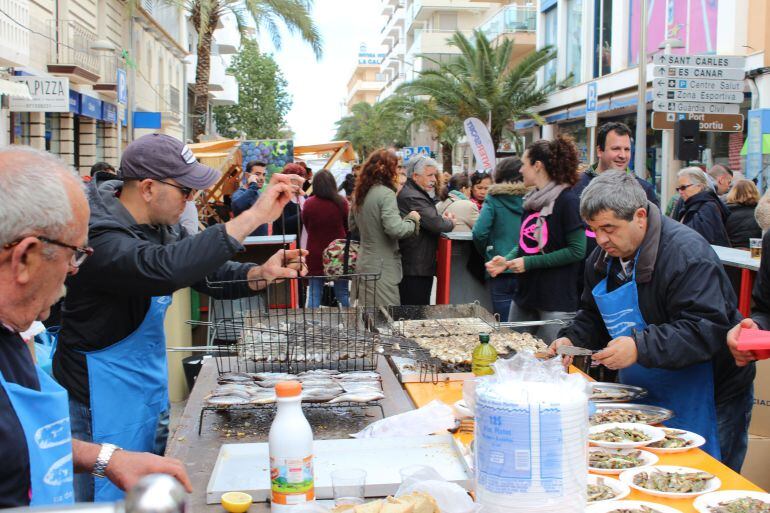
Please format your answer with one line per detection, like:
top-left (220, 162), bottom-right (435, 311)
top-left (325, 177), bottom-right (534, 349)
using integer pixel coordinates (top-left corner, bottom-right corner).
top-left (335, 371), bottom-right (381, 381)
top-left (340, 383), bottom-right (382, 394)
top-left (301, 388), bottom-right (341, 402)
top-left (252, 372), bottom-right (296, 381)
top-left (205, 394), bottom-right (250, 406)
top-left (218, 372), bottom-right (255, 383)
top-left (328, 391), bottom-right (385, 403)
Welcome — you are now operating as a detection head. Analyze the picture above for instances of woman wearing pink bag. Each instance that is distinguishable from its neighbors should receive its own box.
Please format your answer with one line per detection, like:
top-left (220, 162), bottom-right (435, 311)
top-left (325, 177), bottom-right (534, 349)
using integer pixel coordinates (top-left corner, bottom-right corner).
top-left (485, 136), bottom-right (586, 342)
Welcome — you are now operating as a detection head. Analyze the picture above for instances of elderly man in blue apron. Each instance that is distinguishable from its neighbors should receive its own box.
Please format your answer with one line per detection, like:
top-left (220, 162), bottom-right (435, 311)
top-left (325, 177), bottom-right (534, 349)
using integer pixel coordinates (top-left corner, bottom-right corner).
top-left (551, 170), bottom-right (755, 473)
top-left (0, 147), bottom-right (193, 508)
top-left (53, 134), bottom-right (308, 503)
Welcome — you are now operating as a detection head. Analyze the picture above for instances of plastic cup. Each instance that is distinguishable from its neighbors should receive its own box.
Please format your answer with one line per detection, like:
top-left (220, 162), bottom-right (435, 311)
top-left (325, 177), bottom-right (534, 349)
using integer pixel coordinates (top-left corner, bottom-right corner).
top-left (751, 238), bottom-right (762, 259)
top-left (331, 468), bottom-right (367, 506)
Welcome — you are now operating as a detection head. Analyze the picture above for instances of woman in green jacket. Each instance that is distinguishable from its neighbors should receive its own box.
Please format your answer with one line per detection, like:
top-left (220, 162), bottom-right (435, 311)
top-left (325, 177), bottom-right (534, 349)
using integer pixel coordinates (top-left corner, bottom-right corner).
top-left (350, 149), bottom-right (420, 307)
top-left (472, 157), bottom-right (528, 321)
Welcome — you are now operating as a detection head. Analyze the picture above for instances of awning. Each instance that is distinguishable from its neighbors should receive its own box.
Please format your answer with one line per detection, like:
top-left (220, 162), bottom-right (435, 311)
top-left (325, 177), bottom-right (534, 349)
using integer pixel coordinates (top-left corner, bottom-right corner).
top-left (0, 78), bottom-right (32, 99)
top-left (188, 139), bottom-right (241, 153)
top-left (294, 141), bottom-right (356, 162)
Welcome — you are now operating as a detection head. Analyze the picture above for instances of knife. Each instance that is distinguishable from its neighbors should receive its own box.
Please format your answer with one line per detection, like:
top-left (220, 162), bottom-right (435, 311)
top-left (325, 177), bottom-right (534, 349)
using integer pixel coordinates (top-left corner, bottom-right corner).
top-left (556, 345), bottom-right (596, 357)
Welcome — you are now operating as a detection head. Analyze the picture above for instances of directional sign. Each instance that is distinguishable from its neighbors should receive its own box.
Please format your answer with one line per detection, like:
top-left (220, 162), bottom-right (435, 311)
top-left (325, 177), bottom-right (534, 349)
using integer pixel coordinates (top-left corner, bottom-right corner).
top-left (652, 88), bottom-right (744, 104)
top-left (653, 78), bottom-right (744, 93)
top-left (651, 112), bottom-right (744, 132)
top-left (653, 66), bottom-right (745, 81)
top-left (585, 82), bottom-right (597, 128)
top-left (653, 54), bottom-right (746, 69)
top-left (652, 100), bottom-right (740, 115)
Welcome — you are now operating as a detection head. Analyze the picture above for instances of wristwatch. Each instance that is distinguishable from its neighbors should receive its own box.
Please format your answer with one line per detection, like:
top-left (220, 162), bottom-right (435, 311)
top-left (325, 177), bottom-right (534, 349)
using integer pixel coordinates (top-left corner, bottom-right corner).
top-left (92, 443), bottom-right (122, 478)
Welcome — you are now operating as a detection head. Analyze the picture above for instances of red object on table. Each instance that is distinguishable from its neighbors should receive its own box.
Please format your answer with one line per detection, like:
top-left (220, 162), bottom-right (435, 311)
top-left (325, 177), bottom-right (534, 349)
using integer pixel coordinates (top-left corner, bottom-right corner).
top-left (737, 327), bottom-right (770, 360)
top-left (738, 268), bottom-right (756, 317)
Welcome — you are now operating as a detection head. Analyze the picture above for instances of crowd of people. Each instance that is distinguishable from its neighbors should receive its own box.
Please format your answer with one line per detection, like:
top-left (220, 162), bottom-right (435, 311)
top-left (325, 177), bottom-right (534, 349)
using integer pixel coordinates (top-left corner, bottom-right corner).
top-left (0, 121), bottom-right (767, 508)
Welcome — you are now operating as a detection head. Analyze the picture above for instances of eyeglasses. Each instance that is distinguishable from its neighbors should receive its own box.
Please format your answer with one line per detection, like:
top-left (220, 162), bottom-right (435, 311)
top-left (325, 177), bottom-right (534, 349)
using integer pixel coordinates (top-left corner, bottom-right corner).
top-left (154, 179), bottom-right (195, 199)
top-left (3, 236), bottom-right (94, 268)
top-left (675, 183), bottom-right (696, 193)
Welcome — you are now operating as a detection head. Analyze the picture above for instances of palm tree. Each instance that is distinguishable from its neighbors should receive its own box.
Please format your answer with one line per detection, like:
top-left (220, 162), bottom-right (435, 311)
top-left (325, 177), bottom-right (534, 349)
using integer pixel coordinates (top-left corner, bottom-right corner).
top-left (184, 0), bottom-right (322, 141)
top-left (397, 30), bottom-right (571, 152)
top-left (335, 100), bottom-right (409, 160)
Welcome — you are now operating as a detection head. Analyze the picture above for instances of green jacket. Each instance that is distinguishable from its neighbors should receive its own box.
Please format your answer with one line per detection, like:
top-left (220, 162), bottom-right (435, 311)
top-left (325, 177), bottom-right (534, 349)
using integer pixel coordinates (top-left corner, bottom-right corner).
top-left (472, 182), bottom-right (528, 274)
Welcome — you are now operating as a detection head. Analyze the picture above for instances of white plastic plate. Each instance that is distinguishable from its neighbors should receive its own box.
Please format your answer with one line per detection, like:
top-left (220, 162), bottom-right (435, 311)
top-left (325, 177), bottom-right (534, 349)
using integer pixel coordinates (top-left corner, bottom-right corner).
top-left (589, 422), bottom-right (665, 449)
top-left (645, 428), bottom-right (706, 454)
top-left (619, 465), bottom-right (722, 499)
top-left (693, 490), bottom-right (770, 513)
top-left (588, 447), bottom-right (659, 475)
top-left (587, 474), bottom-right (631, 503)
top-left (586, 499), bottom-right (684, 513)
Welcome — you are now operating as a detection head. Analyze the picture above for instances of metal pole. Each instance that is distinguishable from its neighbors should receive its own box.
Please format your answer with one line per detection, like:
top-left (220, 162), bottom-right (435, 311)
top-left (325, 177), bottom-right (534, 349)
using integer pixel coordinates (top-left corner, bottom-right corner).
top-left (634, 0), bottom-right (648, 178)
top-left (127, 15), bottom-right (136, 143)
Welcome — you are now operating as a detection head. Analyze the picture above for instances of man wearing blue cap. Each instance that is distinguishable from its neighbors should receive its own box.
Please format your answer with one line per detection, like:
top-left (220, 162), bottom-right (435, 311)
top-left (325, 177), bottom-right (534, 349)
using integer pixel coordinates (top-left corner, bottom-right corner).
top-left (53, 134), bottom-right (307, 503)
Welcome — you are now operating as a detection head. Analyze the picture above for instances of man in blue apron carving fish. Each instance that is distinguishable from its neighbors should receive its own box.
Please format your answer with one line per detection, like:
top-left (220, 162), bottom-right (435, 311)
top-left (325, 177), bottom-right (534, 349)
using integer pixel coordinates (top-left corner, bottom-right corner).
top-left (0, 147), bottom-right (192, 508)
top-left (551, 171), bottom-right (755, 473)
top-left (52, 134), bottom-right (308, 503)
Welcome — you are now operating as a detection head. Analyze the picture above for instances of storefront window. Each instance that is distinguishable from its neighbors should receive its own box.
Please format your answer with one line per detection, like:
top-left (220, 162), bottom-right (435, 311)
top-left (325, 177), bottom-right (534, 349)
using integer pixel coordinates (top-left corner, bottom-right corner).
top-left (565, 0), bottom-right (583, 83)
top-left (45, 113), bottom-right (61, 155)
top-left (543, 6), bottom-right (557, 83)
top-left (557, 121), bottom-right (589, 163)
top-left (10, 112), bottom-right (31, 145)
top-left (594, 0), bottom-right (612, 77)
top-left (95, 121), bottom-right (105, 162)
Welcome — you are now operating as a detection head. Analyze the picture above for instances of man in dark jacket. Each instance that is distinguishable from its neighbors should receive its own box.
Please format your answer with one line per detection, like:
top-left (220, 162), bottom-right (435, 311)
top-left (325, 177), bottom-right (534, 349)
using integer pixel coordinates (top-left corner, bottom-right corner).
top-left (397, 155), bottom-right (455, 305)
top-left (53, 134), bottom-right (307, 502)
top-left (551, 171), bottom-right (754, 472)
top-left (231, 160), bottom-right (268, 236)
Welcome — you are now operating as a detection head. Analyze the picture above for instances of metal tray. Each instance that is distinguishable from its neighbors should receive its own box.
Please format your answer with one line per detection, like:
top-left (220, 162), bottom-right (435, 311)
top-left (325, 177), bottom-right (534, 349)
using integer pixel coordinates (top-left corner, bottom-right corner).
top-left (590, 403), bottom-right (674, 425)
top-left (589, 382), bottom-right (648, 403)
top-left (205, 434), bottom-right (472, 504)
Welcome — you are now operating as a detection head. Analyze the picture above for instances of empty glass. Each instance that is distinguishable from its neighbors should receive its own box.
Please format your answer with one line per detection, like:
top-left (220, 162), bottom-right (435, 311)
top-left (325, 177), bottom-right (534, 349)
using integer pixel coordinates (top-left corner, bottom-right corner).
top-left (331, 468), bottom-right (367, 506)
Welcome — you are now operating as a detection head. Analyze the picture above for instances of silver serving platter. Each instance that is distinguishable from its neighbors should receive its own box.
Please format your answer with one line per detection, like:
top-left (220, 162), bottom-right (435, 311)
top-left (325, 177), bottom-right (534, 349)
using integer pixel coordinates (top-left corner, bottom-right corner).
top-left (589, 382), bottom-right (648, 403)
top-left (590, 403), bottom-right (674, 425)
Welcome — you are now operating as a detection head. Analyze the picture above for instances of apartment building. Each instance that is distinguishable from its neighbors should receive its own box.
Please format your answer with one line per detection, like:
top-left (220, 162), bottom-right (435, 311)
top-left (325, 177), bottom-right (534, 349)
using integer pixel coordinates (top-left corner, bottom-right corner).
top-left (344, 45), bottom-right (386, 113)
top-left (519, 0), bottom-right (770, 197)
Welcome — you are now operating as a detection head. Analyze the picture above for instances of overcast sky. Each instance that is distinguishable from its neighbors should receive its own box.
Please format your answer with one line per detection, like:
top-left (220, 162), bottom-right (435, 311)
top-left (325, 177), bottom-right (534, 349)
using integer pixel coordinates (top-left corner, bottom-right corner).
top-left (258, 0), bottom-right (383, 145)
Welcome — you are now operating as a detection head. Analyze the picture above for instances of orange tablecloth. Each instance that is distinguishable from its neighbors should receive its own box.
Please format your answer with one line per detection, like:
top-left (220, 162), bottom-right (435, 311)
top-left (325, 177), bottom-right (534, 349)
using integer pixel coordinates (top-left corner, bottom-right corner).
top-left (405, 380), bottom-right (765, 513)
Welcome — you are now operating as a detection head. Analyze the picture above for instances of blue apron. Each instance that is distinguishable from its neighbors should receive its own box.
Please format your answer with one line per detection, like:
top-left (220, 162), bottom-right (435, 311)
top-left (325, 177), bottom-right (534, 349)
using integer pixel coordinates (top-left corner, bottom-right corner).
top-left (84, 295), bottom-right (171, 502)
top-left (0, 363), bottom-right (75, 505)
top-left (592, 258), bottom-right (721, 459)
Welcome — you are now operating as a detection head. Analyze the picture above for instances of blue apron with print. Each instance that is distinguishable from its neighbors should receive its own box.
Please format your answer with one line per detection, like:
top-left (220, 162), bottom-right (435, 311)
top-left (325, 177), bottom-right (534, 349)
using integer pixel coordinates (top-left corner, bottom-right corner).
top-left (592, 258), bottom-right (721, 458)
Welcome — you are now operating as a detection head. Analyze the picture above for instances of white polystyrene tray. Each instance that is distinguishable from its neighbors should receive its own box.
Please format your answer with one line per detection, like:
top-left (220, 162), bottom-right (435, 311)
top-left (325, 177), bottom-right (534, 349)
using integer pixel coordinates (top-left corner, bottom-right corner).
top-left (206, 434), bottom-right (473, 504)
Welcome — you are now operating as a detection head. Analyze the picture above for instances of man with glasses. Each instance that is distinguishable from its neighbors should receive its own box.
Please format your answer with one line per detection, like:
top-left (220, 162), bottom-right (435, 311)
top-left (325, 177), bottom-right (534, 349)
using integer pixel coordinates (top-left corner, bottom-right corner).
top-left (53, 133), bottom-right (307, 503)
top-left (0, 146), bottom-right (193, 508)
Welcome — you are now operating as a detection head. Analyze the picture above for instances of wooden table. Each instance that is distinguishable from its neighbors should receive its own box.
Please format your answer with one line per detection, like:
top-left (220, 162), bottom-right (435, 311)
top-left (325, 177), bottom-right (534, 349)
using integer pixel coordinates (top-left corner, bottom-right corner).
top-left (712, 245), bottom-right (760, 317)
top-left (404, 380), bottom-right (765, 513)
top-left (166, 357), bottom-right (415, 512)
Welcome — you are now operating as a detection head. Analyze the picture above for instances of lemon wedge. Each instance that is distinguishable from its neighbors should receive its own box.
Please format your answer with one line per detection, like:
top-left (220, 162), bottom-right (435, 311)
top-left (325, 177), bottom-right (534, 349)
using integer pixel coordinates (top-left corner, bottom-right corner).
top-left (221, 491), bottom-right (253, 513)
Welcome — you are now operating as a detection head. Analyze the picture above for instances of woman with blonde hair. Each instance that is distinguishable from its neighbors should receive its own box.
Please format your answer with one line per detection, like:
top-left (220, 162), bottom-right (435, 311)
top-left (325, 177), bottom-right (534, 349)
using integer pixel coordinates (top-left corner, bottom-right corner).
top-left (725, 179), bottom-right (761, 248)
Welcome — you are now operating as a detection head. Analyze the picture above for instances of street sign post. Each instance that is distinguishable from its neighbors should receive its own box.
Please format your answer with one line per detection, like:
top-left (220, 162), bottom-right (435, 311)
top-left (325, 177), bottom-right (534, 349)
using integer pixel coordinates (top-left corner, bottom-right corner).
top-left (747, 110), bottom-right (764, 181)
top-left (652, 100), bottom-right (740, 115)
top-left (653, 88), bottom-right (743, 103)
top-left (651, 112), bottom-right (744, 132)
top-left (653, 66), bottom-right (746, 81)
top-left (585, 82), bottom-right (597, 128)
top-left (403, 146), bottom-right (430, 162)
top-left (653, 54), bottom-right (746, 69)
top-left (652, 77), bottom-right (744, 92)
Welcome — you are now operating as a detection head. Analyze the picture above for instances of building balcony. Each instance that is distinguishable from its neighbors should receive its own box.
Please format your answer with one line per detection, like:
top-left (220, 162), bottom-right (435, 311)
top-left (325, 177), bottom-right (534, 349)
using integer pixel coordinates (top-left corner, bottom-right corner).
top-left (92, 55), bottom-right (124, 98)
top-left (160, 83), bottom-right (182, 126)
top-left (408, 28), bottom-right (471, 56)
top-left (186, 54), bottom-right (227, 92)
top-left (381, 42), bottom-right (405, 73)
top-left (478, 4), bottom-right (536, 43)
top-left (0, 0), bottom-right (30, 67)
top-left (213, 15), bottom-right (239, 55)
top-left (346, 79), bottom-right (384, 105)
top-left (47, 20), bottom-right (101, 84)
top-left (210, 74), bottom-right (238, 106)
top-left (407, 0), bottom-right (491, 32)
top-left (381, 0), bottom-right (400, 16)
top-left (381, 1), bottom-right (406, 35)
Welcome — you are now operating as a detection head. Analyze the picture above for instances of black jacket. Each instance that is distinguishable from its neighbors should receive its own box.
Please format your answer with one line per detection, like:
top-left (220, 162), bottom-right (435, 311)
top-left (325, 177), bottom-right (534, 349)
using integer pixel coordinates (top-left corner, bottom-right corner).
top-left (54, 179), bottom-right (258, 406)
top-left (397, 178), bottom-right (454, 276)
top-left (679, 190), bottom-right (731, 246)
top-left (559, 203), bottom-right (755, 406)
top-left (725, 203), bottom-right (761, 249)
top-left (573, 166), bottom-right (659, 207)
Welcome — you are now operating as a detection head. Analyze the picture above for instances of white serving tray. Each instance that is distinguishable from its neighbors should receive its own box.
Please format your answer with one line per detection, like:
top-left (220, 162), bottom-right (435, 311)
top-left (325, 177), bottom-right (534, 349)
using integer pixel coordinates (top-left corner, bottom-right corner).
top-left (206, 434), bottom-right (473, 504)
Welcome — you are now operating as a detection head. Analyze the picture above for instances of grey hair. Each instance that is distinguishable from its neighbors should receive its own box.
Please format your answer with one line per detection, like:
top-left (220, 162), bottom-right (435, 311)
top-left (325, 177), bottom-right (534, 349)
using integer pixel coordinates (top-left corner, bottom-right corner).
top-left (708, 164), bottom-right (732, 180)
top-left (0, 146), bottom-right (80, 247)
top-left (580, 170), bottom-right (648, 221)
top-left (405, 155), bottom-right (438, 177)
top-left (678, 166), bottom-right (710, 192)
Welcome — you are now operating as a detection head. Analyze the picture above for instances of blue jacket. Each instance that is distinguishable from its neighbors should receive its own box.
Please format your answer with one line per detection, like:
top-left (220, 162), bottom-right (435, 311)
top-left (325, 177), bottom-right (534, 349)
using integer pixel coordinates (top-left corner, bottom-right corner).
top-left (231, 184), bottom-right (268, 236)
top-left (472, 182), bottom-right (528, 273)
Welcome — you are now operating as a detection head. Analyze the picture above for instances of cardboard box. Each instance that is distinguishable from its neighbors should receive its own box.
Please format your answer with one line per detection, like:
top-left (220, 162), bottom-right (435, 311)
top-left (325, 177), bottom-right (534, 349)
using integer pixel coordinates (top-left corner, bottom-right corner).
top-left (741, 435), bottom-right (770, 491)
top-left (749, 359), bottom-right (770, 437)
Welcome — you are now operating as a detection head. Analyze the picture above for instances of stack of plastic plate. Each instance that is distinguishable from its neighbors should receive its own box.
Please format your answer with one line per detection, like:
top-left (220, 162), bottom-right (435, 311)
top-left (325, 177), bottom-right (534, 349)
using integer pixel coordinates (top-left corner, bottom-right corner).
top-left (474, 380), bottom-right (589, 513)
